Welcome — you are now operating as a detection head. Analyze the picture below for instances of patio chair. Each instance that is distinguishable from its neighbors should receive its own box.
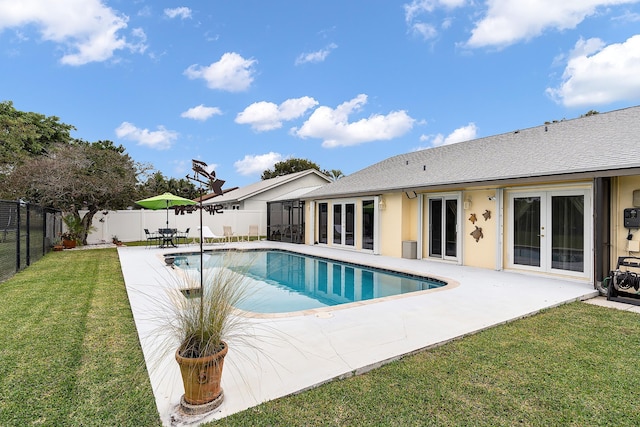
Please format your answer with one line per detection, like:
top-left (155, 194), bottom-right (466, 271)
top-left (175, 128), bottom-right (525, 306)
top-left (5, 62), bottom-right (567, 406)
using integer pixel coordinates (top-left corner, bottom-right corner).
top-left (144, 228), bottom-right (161, 248)
top-left (223, 226), bottom-right (237, 242)
top-left (247, 224), bottom-right (259, 241)
top-left (197, 226), bottom-right (224, 244)
top-left (175, 228), bottom-right (190, 246)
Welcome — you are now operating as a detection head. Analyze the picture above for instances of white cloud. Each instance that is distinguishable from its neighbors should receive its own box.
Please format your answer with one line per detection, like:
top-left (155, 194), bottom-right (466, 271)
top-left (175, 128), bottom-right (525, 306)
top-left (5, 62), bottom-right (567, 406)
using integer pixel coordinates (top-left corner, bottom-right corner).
top-left (404, 0), bottom-right (466, 22)
top-left (181, 104), bottom-right (223, 121)
top-left (184, 52), bottom-right (257, 92)
top-left (295, 43), bottom-right (338, 65)
top-left (291, 94), bottom-right (415, 148)
top-left (164, 7), bottom-right (192, 19)
top-left (419, 122), bottom-right (477, 148)
top-left (403, 0), bottom-right (466, 41)
top-left (115, 122), bottom-right (178, 150)
top-left (235, 97), bottom-right (319, 131)
top-left (546, 35), bottom-right (640, 107)
top-left (410, 22), bottom-right (438, 40)
top-left (0, 0), bottom-right (147, 65)
top-left (466, 0), bottom-right (640, 49)
top-left (234, 152), bottom-right (283, 176)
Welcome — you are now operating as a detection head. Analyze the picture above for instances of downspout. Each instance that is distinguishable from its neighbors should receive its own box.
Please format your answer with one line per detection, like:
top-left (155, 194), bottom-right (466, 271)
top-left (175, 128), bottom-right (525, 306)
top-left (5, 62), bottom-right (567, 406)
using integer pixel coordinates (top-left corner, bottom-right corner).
top-left (594, 177), bottom-right (611, 296)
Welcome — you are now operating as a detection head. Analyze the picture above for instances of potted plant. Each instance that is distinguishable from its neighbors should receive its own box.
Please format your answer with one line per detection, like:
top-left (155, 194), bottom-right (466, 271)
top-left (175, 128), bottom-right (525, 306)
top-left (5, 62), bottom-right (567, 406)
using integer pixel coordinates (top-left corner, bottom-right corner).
top-left (60, 231), bottom-right (77, 249)
top-left (166, 253), bottom-right (253, 414)
top-left (61, 214), bottom-right (84, 248)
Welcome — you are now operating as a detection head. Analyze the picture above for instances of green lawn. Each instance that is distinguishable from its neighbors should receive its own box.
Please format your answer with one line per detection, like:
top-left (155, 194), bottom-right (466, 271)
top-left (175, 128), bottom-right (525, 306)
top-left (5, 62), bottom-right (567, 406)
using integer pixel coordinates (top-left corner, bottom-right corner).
top-left (214, 302), bottom-right (640, 427)
top-left (1, 248), bottom-right (639, 426)
top-left (0, 248), bottom-right (161, 427)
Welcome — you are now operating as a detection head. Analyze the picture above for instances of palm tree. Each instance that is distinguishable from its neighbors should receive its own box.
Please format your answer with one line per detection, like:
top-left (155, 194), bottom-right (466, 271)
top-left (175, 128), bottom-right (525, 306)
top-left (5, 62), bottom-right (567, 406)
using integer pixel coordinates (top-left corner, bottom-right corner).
top-left (326, 169), bottom-right (345, 181)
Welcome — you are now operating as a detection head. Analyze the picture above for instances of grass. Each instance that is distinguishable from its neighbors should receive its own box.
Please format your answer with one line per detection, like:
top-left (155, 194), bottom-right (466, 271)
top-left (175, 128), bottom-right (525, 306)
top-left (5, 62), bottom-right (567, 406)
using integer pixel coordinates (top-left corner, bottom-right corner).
top-left (0, 248), bottom-right (161, 426)
top-left (215, 302), bottom-right (640, 426)
top-left (1, 248), bottom-right (639, 426)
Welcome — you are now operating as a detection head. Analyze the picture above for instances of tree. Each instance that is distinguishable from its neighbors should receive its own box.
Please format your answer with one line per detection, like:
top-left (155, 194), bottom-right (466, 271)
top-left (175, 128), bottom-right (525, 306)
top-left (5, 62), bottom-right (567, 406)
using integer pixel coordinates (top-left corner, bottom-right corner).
top-left (326, 169), bottom-right (345, 181)
top-left (136, 171), bottom-right (198, 200)
top-left (261, 158), bottom-right (324, 180)
top-left (0, 100), bottom-right (75, 171)
top-left (4, 140), bottom-right (139, 244)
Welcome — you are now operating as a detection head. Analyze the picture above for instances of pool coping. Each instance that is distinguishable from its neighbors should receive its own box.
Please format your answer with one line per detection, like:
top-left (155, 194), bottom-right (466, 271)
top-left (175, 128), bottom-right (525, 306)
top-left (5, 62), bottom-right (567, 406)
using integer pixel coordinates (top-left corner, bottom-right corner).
top-left (119, 241), bottom-right (599, 426)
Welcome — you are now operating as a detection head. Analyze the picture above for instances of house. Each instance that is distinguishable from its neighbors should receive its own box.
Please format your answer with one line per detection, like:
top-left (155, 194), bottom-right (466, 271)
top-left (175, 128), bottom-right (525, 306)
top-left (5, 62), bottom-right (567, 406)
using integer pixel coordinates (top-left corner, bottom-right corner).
top-left (204, 169), bottom-right (331, 210)
top-left (203, 169), bottom-right (332, 239)
top-left (303, 105), bottom-right (640, 290)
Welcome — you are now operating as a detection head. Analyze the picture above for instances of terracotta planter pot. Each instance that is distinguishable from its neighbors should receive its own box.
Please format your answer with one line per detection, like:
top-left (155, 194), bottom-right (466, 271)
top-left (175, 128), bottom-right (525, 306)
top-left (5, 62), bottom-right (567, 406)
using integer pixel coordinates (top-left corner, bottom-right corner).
top-left (62, 239), bottom-right (76, 249)
top-left (175, 341), bottom-right (228, 407)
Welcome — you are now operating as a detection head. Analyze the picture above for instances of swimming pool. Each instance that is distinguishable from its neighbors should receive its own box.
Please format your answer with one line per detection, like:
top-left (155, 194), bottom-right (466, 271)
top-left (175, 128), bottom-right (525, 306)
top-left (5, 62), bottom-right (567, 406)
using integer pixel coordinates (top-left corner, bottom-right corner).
top-left (172, 249), bottom-right (447, 314)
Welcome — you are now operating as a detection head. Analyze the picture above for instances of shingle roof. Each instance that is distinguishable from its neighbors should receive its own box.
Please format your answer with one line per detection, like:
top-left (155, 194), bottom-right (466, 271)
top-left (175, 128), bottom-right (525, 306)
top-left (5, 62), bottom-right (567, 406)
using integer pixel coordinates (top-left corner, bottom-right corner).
top-left (306, 105), bottom-right (640, 199)
top-left (204, 169), bottom-right (331, 204)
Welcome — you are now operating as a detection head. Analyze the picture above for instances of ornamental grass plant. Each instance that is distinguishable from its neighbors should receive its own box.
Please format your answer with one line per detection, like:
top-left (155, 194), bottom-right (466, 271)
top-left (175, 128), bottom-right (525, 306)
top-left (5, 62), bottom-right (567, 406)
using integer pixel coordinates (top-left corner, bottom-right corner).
top-left (168, 253), bottom-right (255, 359)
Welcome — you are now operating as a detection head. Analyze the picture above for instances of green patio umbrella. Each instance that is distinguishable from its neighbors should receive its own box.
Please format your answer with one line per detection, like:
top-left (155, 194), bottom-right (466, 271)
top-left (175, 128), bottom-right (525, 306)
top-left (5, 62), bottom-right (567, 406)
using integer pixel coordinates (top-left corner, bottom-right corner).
top-left (135, 192), bottom-right (197, 227)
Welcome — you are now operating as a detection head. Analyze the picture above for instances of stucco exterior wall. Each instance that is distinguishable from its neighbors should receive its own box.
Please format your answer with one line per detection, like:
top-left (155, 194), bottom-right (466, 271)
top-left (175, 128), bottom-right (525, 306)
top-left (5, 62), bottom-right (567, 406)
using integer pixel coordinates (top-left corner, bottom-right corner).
top-left (402, 196), bottom-right (418, 242)
top-left (462, 189), bottom-right (498, 269)
top-left (380, 193), bottom-right (403, 257)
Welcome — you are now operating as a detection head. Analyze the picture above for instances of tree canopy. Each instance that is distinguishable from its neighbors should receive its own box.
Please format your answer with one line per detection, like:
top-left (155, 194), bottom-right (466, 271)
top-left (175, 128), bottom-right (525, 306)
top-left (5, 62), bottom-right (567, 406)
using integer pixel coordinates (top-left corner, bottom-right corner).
top-left (3, 140), bottom-right (139, 244)
top-left (0, 100), bottom-right (75, 170)
top-left (136, 170), bottom-right (198, 201)
top-left (261, 158), bottom-right (343, 180)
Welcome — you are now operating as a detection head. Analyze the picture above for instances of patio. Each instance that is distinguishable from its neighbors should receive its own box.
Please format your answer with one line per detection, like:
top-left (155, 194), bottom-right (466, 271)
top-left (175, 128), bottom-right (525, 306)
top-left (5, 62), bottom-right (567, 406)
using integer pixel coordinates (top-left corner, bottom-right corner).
top-left (118, 241), bottom-right (599, 426)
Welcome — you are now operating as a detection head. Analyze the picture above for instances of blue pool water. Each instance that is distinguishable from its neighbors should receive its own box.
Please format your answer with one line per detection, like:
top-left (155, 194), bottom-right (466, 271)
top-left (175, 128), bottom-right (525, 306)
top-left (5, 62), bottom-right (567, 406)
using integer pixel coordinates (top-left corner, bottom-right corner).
top-left (172, 249), bottom-right (446, 314)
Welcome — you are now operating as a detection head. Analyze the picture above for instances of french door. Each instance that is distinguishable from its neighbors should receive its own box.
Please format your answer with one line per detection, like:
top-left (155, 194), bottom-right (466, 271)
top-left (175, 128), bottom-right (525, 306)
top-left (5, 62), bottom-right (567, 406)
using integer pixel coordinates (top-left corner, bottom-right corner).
top-left (509, 190), bottom-right (590, 277)
top-left (428, 196), bottom-right (459, 260)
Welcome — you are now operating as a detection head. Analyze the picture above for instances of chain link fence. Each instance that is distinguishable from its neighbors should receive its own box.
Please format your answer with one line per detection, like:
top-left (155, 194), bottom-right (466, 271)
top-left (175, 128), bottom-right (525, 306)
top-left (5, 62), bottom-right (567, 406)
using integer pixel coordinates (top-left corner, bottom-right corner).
top-left (0, 200), bottom-right (62, 283)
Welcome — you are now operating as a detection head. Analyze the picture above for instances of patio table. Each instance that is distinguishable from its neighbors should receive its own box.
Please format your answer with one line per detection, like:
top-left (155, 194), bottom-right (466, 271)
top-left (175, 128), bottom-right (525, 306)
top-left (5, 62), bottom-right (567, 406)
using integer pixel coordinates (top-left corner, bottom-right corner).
top-left (158, 228), bottom-right (177, 248)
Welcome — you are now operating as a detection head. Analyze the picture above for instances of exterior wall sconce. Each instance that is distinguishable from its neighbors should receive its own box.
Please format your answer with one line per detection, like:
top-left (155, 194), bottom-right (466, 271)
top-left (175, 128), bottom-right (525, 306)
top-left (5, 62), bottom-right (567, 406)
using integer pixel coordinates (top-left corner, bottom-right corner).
top-left (464, 196), bottom-right (472, 210)
top-left (405, 190), bottom-right (417, 199)
top-left (378, 198), bottom-right (386, 210)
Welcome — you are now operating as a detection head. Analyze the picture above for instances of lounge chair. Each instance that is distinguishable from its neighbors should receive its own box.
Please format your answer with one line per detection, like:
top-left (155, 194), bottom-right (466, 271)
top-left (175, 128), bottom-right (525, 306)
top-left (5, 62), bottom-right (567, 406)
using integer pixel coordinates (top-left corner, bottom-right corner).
top-left (197, 226), bottom-right (224, 244)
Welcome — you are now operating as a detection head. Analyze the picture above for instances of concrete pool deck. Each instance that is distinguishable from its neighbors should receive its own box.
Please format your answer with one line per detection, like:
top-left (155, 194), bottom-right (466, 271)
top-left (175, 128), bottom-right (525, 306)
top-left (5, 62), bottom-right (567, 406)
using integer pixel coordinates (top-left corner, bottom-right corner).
top-left (118, 241), bottom-right (601, 426)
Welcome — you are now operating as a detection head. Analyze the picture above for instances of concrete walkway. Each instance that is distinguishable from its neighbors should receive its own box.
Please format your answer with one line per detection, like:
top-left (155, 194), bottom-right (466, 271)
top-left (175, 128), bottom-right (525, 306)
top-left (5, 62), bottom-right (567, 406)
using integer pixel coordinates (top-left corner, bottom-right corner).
top-left (118, 242), bottom-right (602, 426)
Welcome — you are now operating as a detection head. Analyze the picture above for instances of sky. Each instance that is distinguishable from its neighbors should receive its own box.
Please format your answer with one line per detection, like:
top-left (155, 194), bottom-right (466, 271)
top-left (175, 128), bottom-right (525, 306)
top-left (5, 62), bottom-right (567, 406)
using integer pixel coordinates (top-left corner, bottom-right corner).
top-left (1, 1), bottom-right (640, 188)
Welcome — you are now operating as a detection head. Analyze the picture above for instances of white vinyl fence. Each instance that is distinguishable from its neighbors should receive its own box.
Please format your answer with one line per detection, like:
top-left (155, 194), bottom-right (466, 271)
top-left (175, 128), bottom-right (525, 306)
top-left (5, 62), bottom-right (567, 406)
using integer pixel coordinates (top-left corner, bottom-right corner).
top-left (83, 208), bottom-right (265, 244)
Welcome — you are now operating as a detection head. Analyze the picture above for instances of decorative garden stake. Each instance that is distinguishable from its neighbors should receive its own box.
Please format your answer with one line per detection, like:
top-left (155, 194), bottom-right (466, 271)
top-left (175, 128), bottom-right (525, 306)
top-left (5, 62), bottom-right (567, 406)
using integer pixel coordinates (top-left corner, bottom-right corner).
top-left (174, 159), bottom-right (231, 413)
